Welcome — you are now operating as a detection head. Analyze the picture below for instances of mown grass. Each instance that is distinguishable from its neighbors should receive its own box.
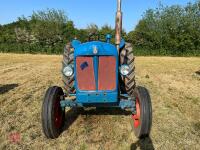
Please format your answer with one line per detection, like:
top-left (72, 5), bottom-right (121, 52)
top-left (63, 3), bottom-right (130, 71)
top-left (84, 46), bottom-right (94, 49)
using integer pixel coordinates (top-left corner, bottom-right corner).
top-left (0, 54), bottom-right (199, 150)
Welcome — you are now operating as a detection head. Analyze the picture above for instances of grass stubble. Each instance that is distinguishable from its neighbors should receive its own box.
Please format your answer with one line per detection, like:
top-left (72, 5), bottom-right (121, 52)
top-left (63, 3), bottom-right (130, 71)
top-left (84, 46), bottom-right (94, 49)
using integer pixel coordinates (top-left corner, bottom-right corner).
top-left (0, 53), bottom-right (199, 150)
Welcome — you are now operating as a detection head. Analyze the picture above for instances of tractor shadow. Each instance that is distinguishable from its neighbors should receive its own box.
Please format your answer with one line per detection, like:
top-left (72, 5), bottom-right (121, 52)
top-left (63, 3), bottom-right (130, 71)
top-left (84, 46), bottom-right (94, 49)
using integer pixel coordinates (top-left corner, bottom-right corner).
top-left (81, 107), bottom-right (132, 116)
top-left (130, 137), bottom-right (154, 150)
top-left (62, 107), bottom-right (131, 131)
top-left (62, 108), bottom-right (154, 149)
top-left (195, 70), bottom-right (200, 76)
top-left (0, 84), bottom-right (18, 94)
top-left (63, 108), bottom-right (82, 131)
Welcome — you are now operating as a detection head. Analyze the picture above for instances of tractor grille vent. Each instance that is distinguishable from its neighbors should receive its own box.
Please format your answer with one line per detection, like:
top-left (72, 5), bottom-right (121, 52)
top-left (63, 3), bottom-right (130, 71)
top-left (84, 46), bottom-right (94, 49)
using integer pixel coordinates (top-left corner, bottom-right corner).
top-left (76, 56), bottom-right (116, 91)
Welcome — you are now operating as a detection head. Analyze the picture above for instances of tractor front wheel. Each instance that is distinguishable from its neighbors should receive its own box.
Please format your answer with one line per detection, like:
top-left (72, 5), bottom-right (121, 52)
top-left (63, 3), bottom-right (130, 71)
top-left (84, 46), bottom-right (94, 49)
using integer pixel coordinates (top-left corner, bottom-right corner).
top-left (131, 86), bottom-right (152, 138)
top-left (41, 86), bottom-right (65, 139)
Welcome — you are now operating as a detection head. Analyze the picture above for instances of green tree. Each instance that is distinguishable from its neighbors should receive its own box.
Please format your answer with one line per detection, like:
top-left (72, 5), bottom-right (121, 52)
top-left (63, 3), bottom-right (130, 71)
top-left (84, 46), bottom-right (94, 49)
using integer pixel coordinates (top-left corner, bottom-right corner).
top-left (128, 0), bottom-right (200, 56)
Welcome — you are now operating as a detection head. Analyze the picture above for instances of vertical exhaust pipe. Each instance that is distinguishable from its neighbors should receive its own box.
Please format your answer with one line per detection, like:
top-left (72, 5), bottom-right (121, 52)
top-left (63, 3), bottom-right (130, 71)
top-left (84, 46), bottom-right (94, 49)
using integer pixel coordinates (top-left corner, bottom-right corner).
top-left (115, 0), bottom-right (122, 51)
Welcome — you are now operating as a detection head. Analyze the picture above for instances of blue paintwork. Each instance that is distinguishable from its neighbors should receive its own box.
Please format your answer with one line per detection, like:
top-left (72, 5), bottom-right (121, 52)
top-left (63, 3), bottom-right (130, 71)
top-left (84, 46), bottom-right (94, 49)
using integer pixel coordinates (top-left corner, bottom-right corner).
top-left (69, 93), bottom-right (76, 96)
top-left (74, 41), bottom-right (118, 56)
top-left (80, 62), bottom-right (88, 70)
top-left (120, 39), bottom-right (125, 49)
top-left (93, 56), bottom-right (99, 90)
top-left (71, 40), bottom-right (81, 49)
top-left (61, 39), bottom-right (136, 112)
top-left (119, 99), bottom-right (135, 110)
top-left (77, 92), bottom-right (118, 103)
top-left (63, 38), bottom-right (127, 107)
top-left (73, 41), bottom-right (119, 104)
top-left (106, 34), bottom-right (112, 43)
top-left (60, 96), bottom-right (136, 113)
top-left (60, 31), bottom-right (138, 114)
top-left (71, 38), bottom-right (125, 49)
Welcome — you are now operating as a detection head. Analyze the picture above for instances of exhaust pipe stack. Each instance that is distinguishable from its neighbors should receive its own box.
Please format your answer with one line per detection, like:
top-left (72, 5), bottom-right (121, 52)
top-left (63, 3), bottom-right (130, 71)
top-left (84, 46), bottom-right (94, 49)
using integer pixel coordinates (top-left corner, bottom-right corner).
top-left (115, 0), bottom-right (122, 51)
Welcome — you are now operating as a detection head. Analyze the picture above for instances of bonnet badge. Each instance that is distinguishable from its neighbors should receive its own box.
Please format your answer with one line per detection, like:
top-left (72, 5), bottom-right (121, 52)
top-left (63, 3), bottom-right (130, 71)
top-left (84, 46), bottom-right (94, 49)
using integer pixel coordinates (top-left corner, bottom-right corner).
top-left (93, 46), bottom-right (98, 54)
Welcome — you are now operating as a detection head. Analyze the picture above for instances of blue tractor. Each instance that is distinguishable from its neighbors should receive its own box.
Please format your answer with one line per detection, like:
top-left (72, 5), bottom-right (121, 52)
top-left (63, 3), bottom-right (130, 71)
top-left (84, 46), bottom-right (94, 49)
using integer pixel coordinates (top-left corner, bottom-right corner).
top-left (41, 0), bottom-right (152, 139)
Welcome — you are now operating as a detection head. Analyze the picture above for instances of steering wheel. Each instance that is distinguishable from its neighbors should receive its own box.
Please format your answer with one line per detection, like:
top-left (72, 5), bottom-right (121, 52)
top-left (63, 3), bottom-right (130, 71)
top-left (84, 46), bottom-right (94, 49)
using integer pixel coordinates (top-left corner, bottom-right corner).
top-left (88, 32), bottom-right (112, 42)
top-left (88, 32), bottom-right (100, 41)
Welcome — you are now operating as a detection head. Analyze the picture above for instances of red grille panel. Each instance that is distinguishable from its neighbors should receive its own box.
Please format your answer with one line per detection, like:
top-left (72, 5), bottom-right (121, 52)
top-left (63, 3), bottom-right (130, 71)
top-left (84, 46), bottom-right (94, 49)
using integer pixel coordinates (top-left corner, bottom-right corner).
top-left (76, 57), bottom-right (96, 90)
top-left (98, 56), bottom-right (116, 90)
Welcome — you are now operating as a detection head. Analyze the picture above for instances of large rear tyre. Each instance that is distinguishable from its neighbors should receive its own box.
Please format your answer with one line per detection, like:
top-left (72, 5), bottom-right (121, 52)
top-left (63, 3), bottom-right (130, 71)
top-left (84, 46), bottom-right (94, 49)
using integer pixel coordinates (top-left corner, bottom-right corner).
top-left (131, 86), bottom-right (152, 138)
top-left (41, 86), bottom-right (65, 139)
top-left (62, 43), bottom-right (75, 95)
top-left (120, 43), bottom-right (136, 96)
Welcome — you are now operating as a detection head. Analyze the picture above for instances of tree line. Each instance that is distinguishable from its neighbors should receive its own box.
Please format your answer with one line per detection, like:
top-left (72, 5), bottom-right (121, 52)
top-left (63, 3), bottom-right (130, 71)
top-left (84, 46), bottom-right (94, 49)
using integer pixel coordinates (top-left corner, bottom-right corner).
top-left (127, 0), bottom-right (200, 56)
top-left (0, 1), bottom-right (200, 56)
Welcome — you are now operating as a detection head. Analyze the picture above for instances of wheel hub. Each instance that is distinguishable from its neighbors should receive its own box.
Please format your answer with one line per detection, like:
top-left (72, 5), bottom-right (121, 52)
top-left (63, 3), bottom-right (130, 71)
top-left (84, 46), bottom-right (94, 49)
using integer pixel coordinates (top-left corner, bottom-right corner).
top-left (54, 99), bottom-right (63, 128)
top-left (132, 97), bottom-right (140, 128)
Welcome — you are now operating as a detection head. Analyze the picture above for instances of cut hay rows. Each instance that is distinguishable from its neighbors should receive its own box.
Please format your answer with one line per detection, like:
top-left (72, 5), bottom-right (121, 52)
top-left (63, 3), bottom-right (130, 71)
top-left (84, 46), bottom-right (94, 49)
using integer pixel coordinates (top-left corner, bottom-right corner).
top-left (0, 54), bottom-right (199, 150)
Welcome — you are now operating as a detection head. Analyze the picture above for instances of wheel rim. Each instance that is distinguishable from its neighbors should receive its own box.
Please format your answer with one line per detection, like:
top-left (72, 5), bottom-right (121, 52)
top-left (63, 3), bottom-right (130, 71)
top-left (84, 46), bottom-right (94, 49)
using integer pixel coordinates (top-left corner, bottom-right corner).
top-left (54, 98), bottom-right (63, 128)
top-left (132, 97), bottom-right (141, 128)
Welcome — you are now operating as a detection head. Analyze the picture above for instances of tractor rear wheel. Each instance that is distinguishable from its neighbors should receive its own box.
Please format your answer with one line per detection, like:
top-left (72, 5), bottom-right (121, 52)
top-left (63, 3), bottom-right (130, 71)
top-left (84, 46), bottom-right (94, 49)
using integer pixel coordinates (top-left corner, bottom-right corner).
top-left (41, 86), bottom-right (65, 139)
top-left (131, 86), bottom-right (152, 138)
top-left (120, 43), bottom-right (136, 96)
top-left (62, 43), bottom-right (75, 95)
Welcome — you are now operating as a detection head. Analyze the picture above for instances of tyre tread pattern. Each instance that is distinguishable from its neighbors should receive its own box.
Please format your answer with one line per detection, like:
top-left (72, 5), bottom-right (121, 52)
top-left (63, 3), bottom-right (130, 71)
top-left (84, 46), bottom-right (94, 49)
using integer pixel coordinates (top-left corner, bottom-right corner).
top-left (133, 86), bottom-right (152, 138)
top-left (120, 43), bottom-right (136, 96)
top-left (41, 86), bottom-right (65, 139)
top-left (62, 43), bottom-right (75, 95)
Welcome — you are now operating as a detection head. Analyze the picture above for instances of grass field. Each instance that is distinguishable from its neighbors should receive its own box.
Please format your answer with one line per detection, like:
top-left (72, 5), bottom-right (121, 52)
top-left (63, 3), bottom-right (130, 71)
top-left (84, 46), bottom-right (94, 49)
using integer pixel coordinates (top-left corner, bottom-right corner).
top-left (0, 53), bottom-right (200, 150)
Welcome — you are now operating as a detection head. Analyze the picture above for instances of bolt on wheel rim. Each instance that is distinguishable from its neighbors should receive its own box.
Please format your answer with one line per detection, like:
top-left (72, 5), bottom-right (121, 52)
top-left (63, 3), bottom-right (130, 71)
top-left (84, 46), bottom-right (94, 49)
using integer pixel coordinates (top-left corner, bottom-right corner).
top-left (132, 97), bottom-right (140, 128)
top-left (54, 99), bottom-right (63, 128)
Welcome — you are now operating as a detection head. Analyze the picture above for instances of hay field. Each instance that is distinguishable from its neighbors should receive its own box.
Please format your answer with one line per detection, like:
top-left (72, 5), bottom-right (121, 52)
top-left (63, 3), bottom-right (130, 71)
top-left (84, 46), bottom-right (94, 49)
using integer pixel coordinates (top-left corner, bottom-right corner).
top-left (0, 53), bottom-right (200, 150)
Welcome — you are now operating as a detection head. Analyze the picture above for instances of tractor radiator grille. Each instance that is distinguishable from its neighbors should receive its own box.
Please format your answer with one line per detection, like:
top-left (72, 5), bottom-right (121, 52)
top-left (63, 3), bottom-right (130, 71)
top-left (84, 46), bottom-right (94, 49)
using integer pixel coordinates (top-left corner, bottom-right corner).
top-left (76, 56), bottom-right (116, 91)
top-left (76, 57), bottom-right (96, 90)
top-left (98, 56), bottom-right (116, 90)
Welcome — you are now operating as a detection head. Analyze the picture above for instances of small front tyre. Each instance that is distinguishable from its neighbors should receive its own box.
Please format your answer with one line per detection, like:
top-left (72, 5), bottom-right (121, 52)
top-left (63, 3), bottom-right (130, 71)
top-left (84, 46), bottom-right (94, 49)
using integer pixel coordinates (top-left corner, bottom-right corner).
top-left (41, 86), bottom-right (65, 139)
top-left (131, 86), bottom-right (152, 138)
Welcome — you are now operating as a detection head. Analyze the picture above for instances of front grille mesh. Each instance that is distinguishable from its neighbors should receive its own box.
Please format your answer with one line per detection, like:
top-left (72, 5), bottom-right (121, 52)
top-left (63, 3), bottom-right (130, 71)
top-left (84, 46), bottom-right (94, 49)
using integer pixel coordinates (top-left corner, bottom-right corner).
top-left (76, 56), bottom-right (116, 91)
top-left (98, 56), bottom-right (116, 90)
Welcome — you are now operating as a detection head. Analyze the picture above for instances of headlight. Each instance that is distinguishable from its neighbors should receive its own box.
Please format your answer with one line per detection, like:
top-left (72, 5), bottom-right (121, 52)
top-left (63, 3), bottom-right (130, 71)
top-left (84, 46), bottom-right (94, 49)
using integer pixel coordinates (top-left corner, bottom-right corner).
top-left (63, 66), bottom-right (73, 77)
top-left (120, 65), bottom-right (130, 76)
